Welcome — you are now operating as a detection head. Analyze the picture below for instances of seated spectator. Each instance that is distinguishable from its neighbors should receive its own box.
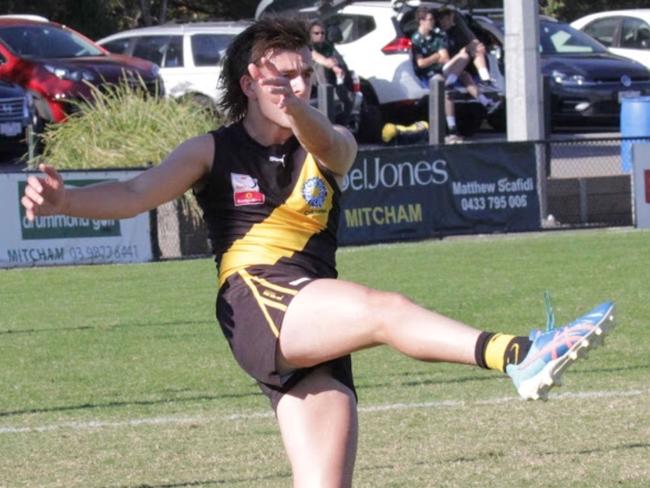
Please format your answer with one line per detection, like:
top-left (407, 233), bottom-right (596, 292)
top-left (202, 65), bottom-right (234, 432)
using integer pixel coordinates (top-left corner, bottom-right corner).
top-left (309, 20), bottom-right (354, 125)
top-left (437, 7), bottom-right (493, 84)
top-left (309, 20), bottom-right (346, 85)
top-left (410, 6), bottom-right (461, 141)
top-left (433, 8), bottom-right (501, 115)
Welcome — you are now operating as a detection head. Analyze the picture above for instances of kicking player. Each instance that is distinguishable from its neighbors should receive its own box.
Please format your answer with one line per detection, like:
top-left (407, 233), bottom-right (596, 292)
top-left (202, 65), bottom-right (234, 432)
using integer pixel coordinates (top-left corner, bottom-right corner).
top-left (21, 17), bottom-right (616, 488)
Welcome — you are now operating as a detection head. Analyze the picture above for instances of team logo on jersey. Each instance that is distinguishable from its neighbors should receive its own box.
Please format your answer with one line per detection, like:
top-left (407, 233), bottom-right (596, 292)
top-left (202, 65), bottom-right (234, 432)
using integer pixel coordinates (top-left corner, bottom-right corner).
top-left (302, 177), bottom-right (328, 209)
top-left (231, 173), bottom-right (265, 206)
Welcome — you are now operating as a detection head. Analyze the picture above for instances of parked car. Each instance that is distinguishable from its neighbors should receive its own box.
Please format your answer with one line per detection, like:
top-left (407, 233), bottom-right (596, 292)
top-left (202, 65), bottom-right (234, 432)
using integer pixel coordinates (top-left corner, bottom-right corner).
top-left (97, 21), bottom-right (250, 112)
top-left (487, 17), bottom-right (650, 127)
top-left (98, 20), bottom-right (375, 141)
top-left (571, 10), bottom-right (650, 70)
top-left (0, 15), bottom-right (164, 134)
top-left (256, 1), bottom-right (505, 135)
top-left (0, 80), bottom-right (34, 156)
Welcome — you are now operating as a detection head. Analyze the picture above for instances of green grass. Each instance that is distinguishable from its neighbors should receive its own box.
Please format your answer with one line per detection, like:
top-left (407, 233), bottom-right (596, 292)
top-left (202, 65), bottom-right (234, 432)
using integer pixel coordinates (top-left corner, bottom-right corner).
top-left (1, 228), bottom-right (649, 487)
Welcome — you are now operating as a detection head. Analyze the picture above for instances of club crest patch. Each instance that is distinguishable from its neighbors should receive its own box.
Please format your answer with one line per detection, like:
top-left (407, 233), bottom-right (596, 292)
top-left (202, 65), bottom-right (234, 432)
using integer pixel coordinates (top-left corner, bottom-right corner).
top-left (231, 173), bottom-right (265, 206)
top-left (302, 177), bottom-right (328, 209)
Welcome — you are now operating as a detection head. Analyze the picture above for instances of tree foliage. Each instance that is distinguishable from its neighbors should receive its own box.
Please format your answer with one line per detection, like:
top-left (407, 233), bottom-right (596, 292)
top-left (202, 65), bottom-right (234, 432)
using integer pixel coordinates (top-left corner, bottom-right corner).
top-left (4, 1), bottom-right (650, 40)
top-left (0, 0), bottom-right (258, 39)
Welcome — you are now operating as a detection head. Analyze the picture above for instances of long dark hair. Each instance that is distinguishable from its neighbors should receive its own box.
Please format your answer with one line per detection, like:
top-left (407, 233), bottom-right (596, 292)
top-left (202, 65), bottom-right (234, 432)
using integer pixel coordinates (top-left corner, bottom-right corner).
top-left (218, 17), bottom-right (310, 122)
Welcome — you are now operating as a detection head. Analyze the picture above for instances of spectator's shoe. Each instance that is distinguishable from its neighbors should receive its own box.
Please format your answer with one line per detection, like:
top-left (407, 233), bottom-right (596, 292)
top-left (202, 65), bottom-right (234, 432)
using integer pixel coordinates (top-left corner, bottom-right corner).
top-left (485, 98), bottom-right (503, 115)
top-left (506, 301), bottom-right (616, 400)
top-left (479, 78), bottom-right (498, 89)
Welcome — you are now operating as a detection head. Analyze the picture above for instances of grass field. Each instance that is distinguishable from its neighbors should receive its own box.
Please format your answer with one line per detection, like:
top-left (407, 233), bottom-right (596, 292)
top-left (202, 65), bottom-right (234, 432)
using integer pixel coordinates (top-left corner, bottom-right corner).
top-left (1, 228), bottom-right (649, 487)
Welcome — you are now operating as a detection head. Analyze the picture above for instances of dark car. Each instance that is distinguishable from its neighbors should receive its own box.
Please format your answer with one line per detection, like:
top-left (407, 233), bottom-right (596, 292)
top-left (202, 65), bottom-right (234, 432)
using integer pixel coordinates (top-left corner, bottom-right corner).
top-left (482, 16), bottom-right (650, 127)
top-left (0, 15), bottom-right (164, 133)
top-left (0, 80), bottom-right (33, 156)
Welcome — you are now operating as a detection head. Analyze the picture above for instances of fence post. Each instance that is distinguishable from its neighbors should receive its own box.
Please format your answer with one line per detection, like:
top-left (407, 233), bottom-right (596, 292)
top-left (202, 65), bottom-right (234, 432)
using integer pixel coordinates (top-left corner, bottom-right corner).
top-left (27, 123), bottom-right (35, 162)
top-left (536, 76), bottom-right (552, 222)
top-left (317, 83), bottom-right (335, 122)
top-left (428, 76), bottom-right (445, 145)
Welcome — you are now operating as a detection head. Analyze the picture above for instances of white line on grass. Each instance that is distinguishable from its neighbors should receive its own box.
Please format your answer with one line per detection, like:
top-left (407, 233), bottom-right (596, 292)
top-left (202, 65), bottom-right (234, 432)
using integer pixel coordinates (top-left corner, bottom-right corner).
top-left (1, 388), bottom-right (646, 435)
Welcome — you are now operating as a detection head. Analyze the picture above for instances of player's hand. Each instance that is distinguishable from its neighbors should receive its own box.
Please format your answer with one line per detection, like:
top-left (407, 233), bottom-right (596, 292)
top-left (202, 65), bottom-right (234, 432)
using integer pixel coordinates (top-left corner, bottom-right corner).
top-left (248, 57), bottom-right (303, 113)
top-left (21, 163), bottom-right (67, 221)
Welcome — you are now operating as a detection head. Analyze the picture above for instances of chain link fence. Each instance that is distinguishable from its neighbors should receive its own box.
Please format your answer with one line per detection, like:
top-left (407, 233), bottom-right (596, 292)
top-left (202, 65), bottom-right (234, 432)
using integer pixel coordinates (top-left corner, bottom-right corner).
top-left (543, 136), bottom-right (634, 229)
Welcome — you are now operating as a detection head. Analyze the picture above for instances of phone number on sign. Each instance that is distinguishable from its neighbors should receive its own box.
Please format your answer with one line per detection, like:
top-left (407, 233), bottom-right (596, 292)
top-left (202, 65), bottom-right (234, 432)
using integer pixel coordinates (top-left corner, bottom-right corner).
top-left (460, 194), bottom-right (528, 212)
top-left (68, 244), bottom-right (140, 261)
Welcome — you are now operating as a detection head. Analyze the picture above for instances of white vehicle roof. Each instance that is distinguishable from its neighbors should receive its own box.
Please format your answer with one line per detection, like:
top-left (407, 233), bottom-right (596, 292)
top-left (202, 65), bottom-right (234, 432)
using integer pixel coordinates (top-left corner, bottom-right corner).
top-left (572, 9), bottom-right (650, 29)
top-left (98, 21), bottom-right (250, 43)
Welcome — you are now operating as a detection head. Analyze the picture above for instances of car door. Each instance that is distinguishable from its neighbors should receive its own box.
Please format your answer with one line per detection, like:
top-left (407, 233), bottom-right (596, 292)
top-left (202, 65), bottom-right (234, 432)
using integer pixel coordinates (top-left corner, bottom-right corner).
top-left (129, 35), bottom-right (186, 98)
top-left (180, 32), bottom-right (233, 103)
top-left (614, 17), bottom-right (650, 70)
top-left (582, 16), bottom-right (650, 71)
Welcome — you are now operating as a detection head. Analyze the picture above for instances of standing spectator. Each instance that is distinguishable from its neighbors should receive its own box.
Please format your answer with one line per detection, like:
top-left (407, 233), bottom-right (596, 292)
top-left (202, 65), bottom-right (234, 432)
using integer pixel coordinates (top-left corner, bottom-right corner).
top-left (309, 20), bottom-right (354, 125)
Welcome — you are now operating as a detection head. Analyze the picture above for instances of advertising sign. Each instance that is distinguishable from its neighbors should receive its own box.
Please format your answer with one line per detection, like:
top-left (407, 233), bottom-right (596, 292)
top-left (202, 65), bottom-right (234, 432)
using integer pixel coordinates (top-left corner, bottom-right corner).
top-left (339, 142), bottom-right (539, 245)
top-left (0, 170), bottom-right (152, 268)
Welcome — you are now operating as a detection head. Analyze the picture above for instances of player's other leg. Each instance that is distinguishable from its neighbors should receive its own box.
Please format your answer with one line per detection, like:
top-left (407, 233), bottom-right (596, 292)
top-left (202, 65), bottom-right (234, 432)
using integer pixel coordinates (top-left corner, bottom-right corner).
top-left (276, 365), bottom-right (357, 488)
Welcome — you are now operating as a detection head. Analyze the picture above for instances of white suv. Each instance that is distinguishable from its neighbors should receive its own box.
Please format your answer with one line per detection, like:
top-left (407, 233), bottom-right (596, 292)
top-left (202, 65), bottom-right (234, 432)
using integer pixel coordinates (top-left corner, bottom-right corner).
top-left (257, 1), bottom-right (505, 133)
top-left (97, 21), bottom-right (250, 111)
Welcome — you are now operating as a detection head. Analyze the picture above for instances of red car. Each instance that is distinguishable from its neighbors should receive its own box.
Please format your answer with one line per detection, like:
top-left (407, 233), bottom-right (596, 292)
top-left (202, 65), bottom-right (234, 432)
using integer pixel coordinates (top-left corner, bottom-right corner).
top-left (0, 15), bottom-right (164, 130)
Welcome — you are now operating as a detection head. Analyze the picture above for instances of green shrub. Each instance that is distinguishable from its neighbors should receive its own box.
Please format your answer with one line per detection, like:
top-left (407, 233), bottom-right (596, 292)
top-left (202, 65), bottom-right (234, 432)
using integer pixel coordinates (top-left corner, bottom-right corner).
top-left (33, 81), bottom-right (220, 169)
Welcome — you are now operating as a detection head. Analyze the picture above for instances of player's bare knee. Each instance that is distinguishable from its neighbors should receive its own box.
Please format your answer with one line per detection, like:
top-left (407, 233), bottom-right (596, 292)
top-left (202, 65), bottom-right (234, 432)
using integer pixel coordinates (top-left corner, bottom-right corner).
top-left (363, 289), bottom-right (412, 337)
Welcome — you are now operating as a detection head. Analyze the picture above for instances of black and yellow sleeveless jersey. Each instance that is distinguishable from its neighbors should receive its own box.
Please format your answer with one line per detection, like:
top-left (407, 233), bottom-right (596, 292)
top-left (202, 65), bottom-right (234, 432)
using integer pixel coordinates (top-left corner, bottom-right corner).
top-left (194, 122), bottom-right (340, 287)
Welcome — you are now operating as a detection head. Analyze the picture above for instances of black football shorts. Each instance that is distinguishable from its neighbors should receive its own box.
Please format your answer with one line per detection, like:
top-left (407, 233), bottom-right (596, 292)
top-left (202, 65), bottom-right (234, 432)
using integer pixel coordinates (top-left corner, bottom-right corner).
top-left (216, 264), bottom-right (356, 409)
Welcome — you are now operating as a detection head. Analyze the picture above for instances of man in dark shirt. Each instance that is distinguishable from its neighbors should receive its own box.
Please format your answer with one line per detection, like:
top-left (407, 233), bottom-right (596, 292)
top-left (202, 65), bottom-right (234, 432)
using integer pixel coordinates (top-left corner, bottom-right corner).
top-left (437, 7), bottom-right (493, 84)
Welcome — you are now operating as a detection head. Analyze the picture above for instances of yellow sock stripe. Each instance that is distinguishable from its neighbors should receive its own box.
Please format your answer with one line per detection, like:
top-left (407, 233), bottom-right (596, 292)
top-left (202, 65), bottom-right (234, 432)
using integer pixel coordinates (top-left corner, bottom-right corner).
top-left (238, 270), bottom-right (280, 338)
top-left (485, 333), bottom-right (516, 372)
top-left (250, 275), bottom-right (298, 296)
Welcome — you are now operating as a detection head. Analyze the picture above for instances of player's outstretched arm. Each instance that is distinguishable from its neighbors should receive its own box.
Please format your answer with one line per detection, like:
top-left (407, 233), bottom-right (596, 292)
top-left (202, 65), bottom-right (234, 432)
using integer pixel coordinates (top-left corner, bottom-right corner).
top-left (250, 57), bottom-right (357, 179)
top-left (21, 134), bottom-right (214, 221)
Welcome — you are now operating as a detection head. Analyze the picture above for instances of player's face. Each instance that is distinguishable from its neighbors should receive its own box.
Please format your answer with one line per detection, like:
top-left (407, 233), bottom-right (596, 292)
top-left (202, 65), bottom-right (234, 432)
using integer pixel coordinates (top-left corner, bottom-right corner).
top-left (255, 47), bottom-right (313, 128)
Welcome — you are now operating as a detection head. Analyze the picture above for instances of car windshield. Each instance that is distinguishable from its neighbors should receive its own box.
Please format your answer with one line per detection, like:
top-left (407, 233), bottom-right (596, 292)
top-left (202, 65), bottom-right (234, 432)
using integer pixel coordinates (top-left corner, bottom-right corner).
top-left (0, 25), bottom-right (104, 58)
top-left (540, 22), bottom-right (608, 55)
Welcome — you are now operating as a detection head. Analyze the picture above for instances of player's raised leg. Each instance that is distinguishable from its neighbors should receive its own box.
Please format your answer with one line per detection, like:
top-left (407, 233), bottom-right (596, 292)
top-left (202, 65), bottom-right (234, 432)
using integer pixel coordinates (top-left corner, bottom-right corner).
top-left (277, 278), bottom-right (482, 371)
top-left (277, 278), bottom-right (616, 400)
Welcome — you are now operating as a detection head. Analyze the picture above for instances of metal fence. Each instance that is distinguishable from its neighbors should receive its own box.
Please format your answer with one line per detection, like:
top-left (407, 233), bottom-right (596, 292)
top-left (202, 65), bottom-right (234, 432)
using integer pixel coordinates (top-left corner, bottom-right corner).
top-left (541, 136), bottom-right (633, 229)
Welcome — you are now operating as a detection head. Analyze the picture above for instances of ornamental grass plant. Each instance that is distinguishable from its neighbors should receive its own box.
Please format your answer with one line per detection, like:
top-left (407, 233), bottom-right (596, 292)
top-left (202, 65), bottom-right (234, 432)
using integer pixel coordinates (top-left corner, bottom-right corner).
top-left (32, 80), bottom-right (219, 170)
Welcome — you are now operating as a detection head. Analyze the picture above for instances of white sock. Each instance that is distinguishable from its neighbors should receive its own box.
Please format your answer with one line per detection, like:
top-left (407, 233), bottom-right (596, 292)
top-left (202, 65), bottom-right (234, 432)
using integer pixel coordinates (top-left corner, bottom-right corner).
top-left (446, 116), bottom-right (457, 130)
top-left (445, 73), bottom-right (458, 86)
top-left (478, 67), bottom-right (491, 81)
